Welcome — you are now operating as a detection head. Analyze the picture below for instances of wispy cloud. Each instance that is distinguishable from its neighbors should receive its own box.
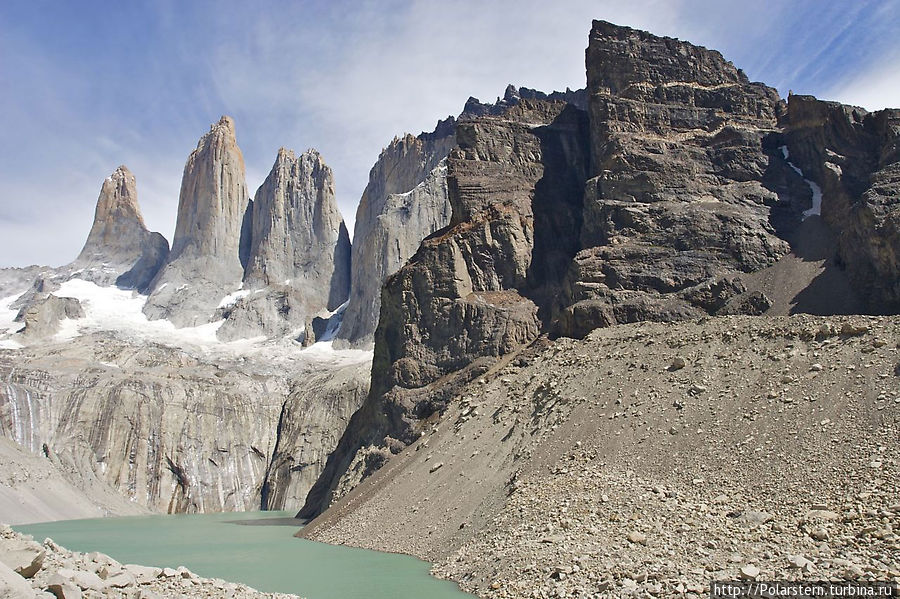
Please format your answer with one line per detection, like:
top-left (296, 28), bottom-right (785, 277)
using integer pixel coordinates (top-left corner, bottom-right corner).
top-left (1, 0), bottom-right (898, 267)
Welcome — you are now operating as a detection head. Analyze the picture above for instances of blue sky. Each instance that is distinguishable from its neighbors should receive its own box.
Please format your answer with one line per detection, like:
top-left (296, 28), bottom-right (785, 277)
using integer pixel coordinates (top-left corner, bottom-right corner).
top-left (1, 0), bottom-right (898, 267)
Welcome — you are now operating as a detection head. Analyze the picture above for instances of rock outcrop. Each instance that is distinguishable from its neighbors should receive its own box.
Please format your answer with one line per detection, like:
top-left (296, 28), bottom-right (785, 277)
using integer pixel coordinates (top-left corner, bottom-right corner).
top-left (71, 166), bottom-right (169, 292)
top-left (144, 117), bottom-right (250, 327)
top-left (335, 120), bottom-right (456, 347)
top-left (17, 295), bottom-right (83, 340)
top-left (298, 21), bottom-right (830, 518)
top-left (218, 148), bottom-right (351, 341)
top-left (557, 20), bottom-right (789, 337)
top-left (782, 95), bottom-right (900, 313)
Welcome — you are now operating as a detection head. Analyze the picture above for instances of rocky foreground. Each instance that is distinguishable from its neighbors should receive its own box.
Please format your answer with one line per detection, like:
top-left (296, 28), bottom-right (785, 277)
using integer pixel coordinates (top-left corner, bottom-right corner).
top-left (0, 525), bottom-right (299, 599)
top-left (302, 315), bottom-right (899, 598)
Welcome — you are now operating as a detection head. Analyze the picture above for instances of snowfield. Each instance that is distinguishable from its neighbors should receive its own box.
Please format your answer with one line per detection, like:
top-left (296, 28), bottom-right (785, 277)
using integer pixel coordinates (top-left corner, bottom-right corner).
top-left (0, 279), bottom-right (371, 367)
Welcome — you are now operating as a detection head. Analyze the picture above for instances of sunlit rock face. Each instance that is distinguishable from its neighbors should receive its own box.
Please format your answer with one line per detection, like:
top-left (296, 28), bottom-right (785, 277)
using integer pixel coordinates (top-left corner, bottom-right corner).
top-left (144, 116), bottom-right (251, 327)
top-left (72, 165), bottom-right (170, 292)
top-left (335, 120), bottom-right (456, 348)
top-left (217, 148), bottom-right (351, 343)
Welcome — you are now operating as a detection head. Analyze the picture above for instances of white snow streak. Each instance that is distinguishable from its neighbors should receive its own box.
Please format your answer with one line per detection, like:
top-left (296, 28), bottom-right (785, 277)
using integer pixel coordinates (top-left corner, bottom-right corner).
top-left (780, 146), bottom-right (822, 219)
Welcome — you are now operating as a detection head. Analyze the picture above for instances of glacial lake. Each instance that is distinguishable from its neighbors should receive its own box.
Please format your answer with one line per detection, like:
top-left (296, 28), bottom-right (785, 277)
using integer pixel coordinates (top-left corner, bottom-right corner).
top-left (15, 511), bottom-right (472, 599)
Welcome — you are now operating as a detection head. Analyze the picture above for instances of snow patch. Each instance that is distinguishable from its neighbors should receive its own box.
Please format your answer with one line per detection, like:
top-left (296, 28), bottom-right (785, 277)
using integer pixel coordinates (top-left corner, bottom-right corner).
top-left (217, 289), bottom-right (252, 309)
top-left (52, 279), bottom-right (224, 348)
top-left (40, 279), bottom-right (371, 366)
top-left (780, 146), bottom-right (822, 219)
top-left (0, 295), bottom-right (22, 335)
top-left (0, 294), bottom-right (23, 349)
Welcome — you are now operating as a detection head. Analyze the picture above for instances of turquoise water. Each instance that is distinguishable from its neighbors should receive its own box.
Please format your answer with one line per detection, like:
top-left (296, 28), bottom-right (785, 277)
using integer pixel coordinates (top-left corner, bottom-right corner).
top-left (15, 511), bottom-right (471, 599)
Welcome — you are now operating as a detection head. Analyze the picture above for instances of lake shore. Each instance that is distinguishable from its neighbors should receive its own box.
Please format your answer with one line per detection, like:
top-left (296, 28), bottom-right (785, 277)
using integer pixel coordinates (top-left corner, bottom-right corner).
top-left (1, 523), bottom-right (301, 599)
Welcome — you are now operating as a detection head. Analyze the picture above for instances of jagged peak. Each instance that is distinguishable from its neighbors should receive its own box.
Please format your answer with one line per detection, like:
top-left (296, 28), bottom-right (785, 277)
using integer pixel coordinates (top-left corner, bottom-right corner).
top-left (275, 146), bottom-right (297, 162)
top-left (96, 165), bottom-right (145, 227)
top-left (212, 115), bottom-right (235, 132)
top-left (299, 147), bottom-right (326, 162)
top-left (462, 85), bottom-right (587, 118)
top-left (193, 115), bottom-right (239, 152)
top-left (106, 164), bottom-right (132, 181)
top-left (270, 147), bottom-right (329, 169)
top-left (587, 19), bottom-right (747, 93)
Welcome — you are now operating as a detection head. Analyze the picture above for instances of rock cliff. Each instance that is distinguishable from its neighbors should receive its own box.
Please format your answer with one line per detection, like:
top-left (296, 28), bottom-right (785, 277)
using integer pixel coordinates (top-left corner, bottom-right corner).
top-left (299, 21), bottom-right (892, 518)
top-left (300, 98), bottom-right (589, 517)
top-left (218, 148), bottom-right (351, 342)
top-left (0, 336), bottom-right (370, 514)
top-left (335, 88), bottom-right (585, 349)
top-left (781, 95), bottom-right (900, 313)
top-left (144, 117), bottom-right (250, 327)
top-left (557, 20), bottom-right (789, 336)
top-left (72, 166), bottom-right (170, 292)
top-left (335, 120), bottom-right (456, 347)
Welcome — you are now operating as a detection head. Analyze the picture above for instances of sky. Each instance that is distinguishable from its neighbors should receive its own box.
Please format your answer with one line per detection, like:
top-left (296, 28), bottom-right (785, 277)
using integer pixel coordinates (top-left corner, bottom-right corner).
top-left (1, 0), bottom-right (898, 268)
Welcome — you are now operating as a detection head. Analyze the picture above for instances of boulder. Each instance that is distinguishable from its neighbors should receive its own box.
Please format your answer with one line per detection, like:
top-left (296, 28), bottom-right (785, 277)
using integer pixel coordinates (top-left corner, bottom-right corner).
top-left (0, 537), bottom-right (44, 578)
top-left (123, 564), bottom-right (160, 584)
top-left (45, 573), bottom-right (82, 599)
top-left (0, 559), bottom-right (33, 599)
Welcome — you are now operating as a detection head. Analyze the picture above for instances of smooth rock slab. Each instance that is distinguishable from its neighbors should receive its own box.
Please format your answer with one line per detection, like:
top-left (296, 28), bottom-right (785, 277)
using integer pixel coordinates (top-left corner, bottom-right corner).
top-left (0, 559), bottom-right (33, 598)
top-left (123, 564), bottom-right (161, 584)
top-left (46, 574), bottom-right (82, 599)
top-left (0, 542), bottom-right (45, 578)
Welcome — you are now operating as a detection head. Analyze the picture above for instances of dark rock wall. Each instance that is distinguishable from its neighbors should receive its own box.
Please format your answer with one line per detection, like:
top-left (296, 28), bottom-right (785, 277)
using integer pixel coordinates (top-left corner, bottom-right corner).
top-left (783, 95), bottom-right (900, 313)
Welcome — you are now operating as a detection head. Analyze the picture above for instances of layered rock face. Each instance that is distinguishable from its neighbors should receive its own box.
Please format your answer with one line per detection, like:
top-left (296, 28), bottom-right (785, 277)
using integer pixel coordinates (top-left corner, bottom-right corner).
top-left (782, 95), bottom-right (900, 313)
top-left (300, 99), bottom-right (589, 517)
top-left (299, 21), bottom-right (813, 518)
top-left (557, 20), bottom-right (789, 337)
top-left (72, 166), bottom-right (170, 292)
top-left (335, 89), bottom-right (588, 349)
top-left (217, 149), bottom-right (351, 342)
top-left (144, 117), bottom-right (250, 327)
top-left (335, 120), bottom-right (456, 347)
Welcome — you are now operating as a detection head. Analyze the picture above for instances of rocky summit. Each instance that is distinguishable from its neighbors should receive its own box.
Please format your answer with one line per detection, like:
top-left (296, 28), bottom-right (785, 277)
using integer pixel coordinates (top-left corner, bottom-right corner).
top-left (218, 148), bottom-right (351, 342)
top-left (144, 116), bottom-right (251, 327)
top-left (72, 165), bottom-right (170, 292)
